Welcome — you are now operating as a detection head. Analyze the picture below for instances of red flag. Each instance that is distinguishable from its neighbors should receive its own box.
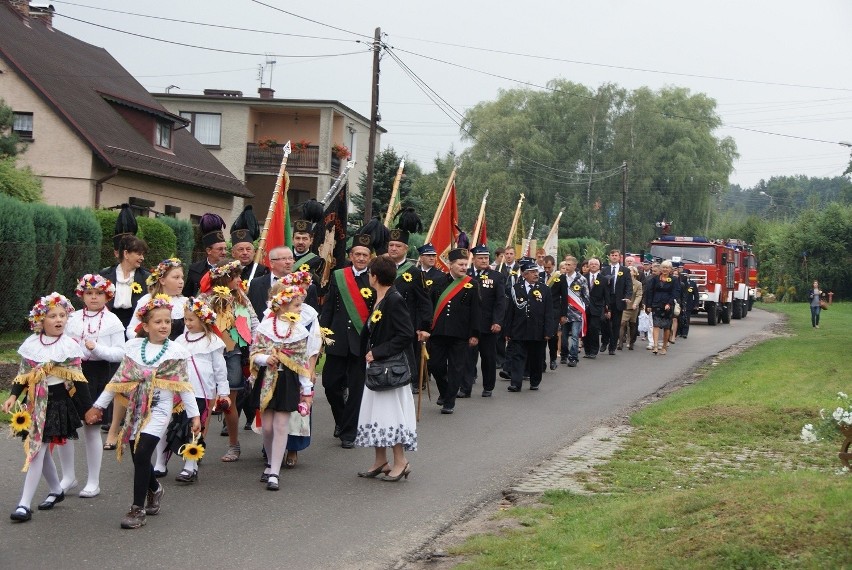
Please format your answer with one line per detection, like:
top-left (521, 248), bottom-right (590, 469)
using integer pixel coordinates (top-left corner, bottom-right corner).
top-left (431, 181), bottom-right (459, 271)
top-left (477, 217), bottom-right (487, 246)
top-left (262, 172), bottom-right (292, 266)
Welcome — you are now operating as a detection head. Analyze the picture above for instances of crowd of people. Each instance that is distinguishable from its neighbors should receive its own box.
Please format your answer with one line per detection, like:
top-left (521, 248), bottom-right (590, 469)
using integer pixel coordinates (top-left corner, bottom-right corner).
top-left (3, 204), bottom-right (702, 529)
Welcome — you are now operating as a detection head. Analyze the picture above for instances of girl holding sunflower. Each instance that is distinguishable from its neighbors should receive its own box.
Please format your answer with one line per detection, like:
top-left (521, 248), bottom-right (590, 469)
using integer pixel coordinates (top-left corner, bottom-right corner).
top-left (3, 293), bottom-right (92, 522)
top-left (199, 259), bottom-right (259, 463)
top-left (169, 297), bottom-right (230, 483)
top-left (249, 281), bottom-right (321, 490)
top-left (84, 295), bottom-right (200, 529)
top-left (59, 275), bottom-right (125, 499)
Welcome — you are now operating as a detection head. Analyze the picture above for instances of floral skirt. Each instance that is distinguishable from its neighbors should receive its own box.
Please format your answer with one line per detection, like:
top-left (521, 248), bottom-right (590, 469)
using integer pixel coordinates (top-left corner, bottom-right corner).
top-left (355, 385), bottom-right (417, 451)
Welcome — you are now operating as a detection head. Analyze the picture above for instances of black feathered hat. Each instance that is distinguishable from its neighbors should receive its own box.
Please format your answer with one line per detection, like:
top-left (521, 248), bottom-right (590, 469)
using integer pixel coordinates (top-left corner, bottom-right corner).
top-left (301, 199), bottom-right (324, 224)
top-left (396, 207), bottom-right (423, 234)
top-left (356, 216), bottom-right (390, 255)
top-left (230, 205), bottom-right (259, 245)
top-left (113, 204), bottom-right (138, 250)
top-left (292, 220), bottom-right (313, 236)
top-left (199, 213), bottom-right (227, 248)
top-left (348, 233), bottom-right (374, 253)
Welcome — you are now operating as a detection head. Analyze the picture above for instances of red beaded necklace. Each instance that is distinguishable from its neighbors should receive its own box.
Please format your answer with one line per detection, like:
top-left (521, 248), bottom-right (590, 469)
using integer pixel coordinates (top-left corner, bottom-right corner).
top-left (83, 307), bottom-right (105, 336)
top-left (184, 331), bottom-right (206, 343)
top-left (271, 316), bottom-right (293, 340)
top-left (39, 332), bottom-right (61, 346)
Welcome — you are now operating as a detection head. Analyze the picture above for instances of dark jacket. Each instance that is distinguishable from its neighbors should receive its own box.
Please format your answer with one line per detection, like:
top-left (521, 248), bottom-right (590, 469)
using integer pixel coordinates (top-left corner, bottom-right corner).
top-left (602, 264), bottom-right (634, 311)
top-left (585, 272), bottom-right (611, 318)
top-left (393, 260), bottom-right (433, 332)
top-left (183, 259), bottom-right (212, 298)
top-left (430, 273), bottom-right (480, 339)
top-left (240, 262), bottom-right (269, 283)
top-left (247, 273), bottom-right (319, 319)
top-left (504, 279), bottom-right (556, 340)
top-left (469, 267), bottom-right (508, 332)
top-left (361, 288), bottom-right (416, 371)
top-left (643, 275), bottom-right (679, 309)
top-left (319, 267), bottom-right (374, 356)
top-left (99, 264), bottom-right (151, 329)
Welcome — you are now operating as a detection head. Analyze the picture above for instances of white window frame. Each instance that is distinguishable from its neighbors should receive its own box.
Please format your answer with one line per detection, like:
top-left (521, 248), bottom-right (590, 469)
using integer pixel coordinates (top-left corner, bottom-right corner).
top-left (179, 111), bottom-right (222, 147)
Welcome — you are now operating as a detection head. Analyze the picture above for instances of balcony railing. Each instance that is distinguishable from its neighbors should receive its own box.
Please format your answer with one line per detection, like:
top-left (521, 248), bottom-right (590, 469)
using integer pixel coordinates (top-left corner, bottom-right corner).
top-left (246, 143), bottom-right (340, 176)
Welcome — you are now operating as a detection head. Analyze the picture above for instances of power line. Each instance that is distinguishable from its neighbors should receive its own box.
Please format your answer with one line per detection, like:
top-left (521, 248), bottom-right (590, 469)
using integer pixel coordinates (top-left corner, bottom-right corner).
top-left (55, 13), bottom-right (369, 58)
top-left (246, 0), bottom-right (372, 40)
top-left (388, 34), bottom-right (852, 93)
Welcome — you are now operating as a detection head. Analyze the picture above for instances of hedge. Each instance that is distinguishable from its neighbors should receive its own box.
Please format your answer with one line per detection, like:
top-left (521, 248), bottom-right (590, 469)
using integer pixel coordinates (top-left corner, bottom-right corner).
top-left (59, 207), bottom-right (101, 305)
top-left (0, 194), bottom-right (37, 332)
top-left (94, 209), bottom-right (177, 271)
top-left (29, 201), bottom-right (68, 297)
top-left (160, 216), bottom-right (194, 276)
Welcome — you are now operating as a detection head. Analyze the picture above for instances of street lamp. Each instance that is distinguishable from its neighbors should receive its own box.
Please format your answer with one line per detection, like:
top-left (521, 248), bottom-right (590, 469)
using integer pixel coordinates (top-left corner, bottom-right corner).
top-left (759, 191), bottom-right (774, 207)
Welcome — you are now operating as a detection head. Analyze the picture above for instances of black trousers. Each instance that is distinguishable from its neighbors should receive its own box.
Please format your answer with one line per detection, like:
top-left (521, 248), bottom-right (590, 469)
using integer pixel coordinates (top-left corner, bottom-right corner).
top-left (679, 311), bottom-right (691, 337)
top-left (509, 339), bottom-right (545, 389)
top-left (583, 314), bottom-right (602, 356)
top-left (496, 334), bottom-right (507, 370)
top-left (547, 336), bottom-right (559, 363)
top-left (428, 335), bottom-right (468, 410)
top-left (463, 332), bottom-right (498, 393)
top-left (322, 352), bottom-right (365, 442)
top-left (606, 309), bottom-right (623, 352)
top-left (130, 433), bottom-right (160, 507)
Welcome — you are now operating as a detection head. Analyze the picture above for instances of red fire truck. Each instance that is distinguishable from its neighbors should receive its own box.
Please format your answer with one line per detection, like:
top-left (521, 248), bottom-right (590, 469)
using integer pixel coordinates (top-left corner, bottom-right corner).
top-left (648, 235), bottom-right (752, 326)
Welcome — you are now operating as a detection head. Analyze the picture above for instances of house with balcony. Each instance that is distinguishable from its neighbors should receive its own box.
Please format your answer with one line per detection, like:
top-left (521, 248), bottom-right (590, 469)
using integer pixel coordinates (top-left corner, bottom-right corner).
top-left (0, 1), bottom-right (250, 222)
top-left (155, 88), bottom-right (383, 221)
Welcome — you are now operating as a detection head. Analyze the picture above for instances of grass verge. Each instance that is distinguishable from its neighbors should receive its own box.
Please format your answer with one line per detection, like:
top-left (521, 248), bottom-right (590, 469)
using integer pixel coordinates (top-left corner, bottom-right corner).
top-left (453, 303), bottom-right (852, 568)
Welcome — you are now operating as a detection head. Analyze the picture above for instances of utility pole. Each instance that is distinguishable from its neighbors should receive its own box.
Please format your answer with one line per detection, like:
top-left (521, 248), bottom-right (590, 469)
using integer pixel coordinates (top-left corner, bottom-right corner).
top-left (621, 161), bottom-right (628, 255)
top-left (364, 27), bottom-right (381, 223)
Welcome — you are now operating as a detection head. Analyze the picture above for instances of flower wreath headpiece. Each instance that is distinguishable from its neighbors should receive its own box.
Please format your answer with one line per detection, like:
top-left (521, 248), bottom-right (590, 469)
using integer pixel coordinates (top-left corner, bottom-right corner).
top-left (75, 274), bottom-right (116, 300)
top-left (283, 269), bottom-right (312, 288)
top-left (200, 259), bottom-right (242, 293)
top-left (146, 258), bottom-right (183, 287)
top-left (28, 292), bottom-right (75, 331)
top-left (270, 284), bottom-right (306, 312)
top-left (186, 296), bottom-right (217, 327)
top-left (135, 293), bottom-right (173, 322)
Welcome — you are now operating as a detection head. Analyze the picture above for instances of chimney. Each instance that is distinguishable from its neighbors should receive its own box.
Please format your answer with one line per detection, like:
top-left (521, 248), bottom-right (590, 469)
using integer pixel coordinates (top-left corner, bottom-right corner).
top-left (8, 0), bottom-right (29, 18)
top-left (29, 3), bottom-right (54, 26)
top-left (258, 87), bottom-right (275, 100)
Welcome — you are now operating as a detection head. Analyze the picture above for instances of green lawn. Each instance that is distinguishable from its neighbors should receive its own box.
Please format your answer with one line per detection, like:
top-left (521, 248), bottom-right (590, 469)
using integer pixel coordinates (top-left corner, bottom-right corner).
top-left (453, 303), bottom-right (852, 569)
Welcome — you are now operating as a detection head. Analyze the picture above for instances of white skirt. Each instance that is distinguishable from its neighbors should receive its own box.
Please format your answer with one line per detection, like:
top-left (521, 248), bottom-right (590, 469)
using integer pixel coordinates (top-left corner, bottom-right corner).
top-left (354, 385), bottom-right (418, 451)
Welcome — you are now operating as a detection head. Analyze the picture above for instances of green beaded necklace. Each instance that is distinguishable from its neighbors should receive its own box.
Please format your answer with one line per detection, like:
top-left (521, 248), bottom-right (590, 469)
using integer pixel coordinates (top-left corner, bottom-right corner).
top-left (141, 338), bottom-right (169, 365)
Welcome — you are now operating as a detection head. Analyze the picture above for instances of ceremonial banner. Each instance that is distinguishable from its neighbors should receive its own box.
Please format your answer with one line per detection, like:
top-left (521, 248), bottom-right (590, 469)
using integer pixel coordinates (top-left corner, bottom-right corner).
top-left (313, 182), bottom-right (349, 287)
top-left (429, 181), bottom-right (459, 271)
top-left (262, 178), bottom-right (292, 266)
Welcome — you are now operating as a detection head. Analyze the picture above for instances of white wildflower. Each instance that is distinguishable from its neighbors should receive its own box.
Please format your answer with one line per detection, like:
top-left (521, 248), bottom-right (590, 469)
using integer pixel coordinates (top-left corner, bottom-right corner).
top-left (832, 407), bottom-right (846, 422)
top-left (838, 392), bottom-right (848, 399)
top-left (800, 424), bottom-right (817, 443)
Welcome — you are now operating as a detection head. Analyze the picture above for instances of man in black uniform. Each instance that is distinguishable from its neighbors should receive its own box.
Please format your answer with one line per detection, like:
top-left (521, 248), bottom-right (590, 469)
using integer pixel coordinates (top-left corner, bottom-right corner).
top-left (504, 259), bottom-right (555, 392)
top-left (678, 268), bottom-right (699, 339)
top-left (427, 248), bottom-right (480, 414)
top-left (418, 242), bottom-right (444, 292)
top-left (230, 205), bottom-right (269, 283)
top-left (601, 249), bottom-right (633, 355)
top-left (318, 235), bottom-right (375, 448)
top-left (583, 258), bottom-right (611, 359)
top-left (183, 213), bottom-right (228, 297)
top-left (462, 244), bottom-right (507, 398)
top-left (292, 219), bottom-right (324, 275)
top-left (497, 247), bottom-right (520, 376)
top-left (540, 255), bottom-right (562, 370)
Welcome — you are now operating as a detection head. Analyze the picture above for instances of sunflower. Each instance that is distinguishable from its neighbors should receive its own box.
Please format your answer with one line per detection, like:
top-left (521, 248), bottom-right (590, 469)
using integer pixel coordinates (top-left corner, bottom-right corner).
top-left (551, 277), bottom-right (561, 283)
top-left (370, 310), bottom-right (382, 323)
top-left (663, 277), bottom-right (672, 283)
top-left (480, 273), bottom-right (489, 280)
top-left (180, 442), bottom-right (205, 461)
top-left (688, 287), bottom-right (694, 293)
top-left (320, 327), bottom-right (334, 337)
top-left (532, 290), bottom-right (542, 299)
top-left (402, 273), bottom-right (413, 283)
top-left (425, 279), bottom-right (433, 287)
top-left (212, 285), bottom-right (232, 297)
top-left (594, 280), bottom-right (600, 285)
top-left (573, 284), bottom-right (581, 291)
top-left (131, 282), bottom-right (143, 294)
top-left (463, 282), bottom-right (473, 289)
top-left (299, 264), bottom-right (310, 272)
top-left (283, 312), bottom-right (301, 323)
top-left (10, 410), bottom-right (32, 433)
top-left (241, 279), bottom-right (248, 291)
top-left (617, 271), bottom-right (624, 277)
top-left (360, 288), bottom-right (372, 299)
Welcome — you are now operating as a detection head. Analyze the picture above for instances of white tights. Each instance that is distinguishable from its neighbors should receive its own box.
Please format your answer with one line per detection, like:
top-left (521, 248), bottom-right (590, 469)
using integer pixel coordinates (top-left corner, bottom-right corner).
top-left (18, 445), bottom-right (61, 509)
top-left (153, 437), bottom-right (169, 472)
top-left (261, 410), bottom-right (290, 477)
top-left (56, 425), bottom-right (104, 494)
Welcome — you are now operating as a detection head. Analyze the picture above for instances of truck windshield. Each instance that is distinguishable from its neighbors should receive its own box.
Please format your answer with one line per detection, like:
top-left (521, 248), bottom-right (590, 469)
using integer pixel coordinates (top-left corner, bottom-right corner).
top-left (650, 245), bottom-right (715, 264)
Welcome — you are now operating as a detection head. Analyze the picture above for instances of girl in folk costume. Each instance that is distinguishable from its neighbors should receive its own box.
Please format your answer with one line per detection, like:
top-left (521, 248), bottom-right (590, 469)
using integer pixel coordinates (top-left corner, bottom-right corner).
top-left (84, 295), bottom-right (200, 529)
top-left (168, 297), bottom-right (230, 483)
top-left (125, 258), bottom-right (186, 476)
top-left (200, 259), bottom-right (259, 463)
top-left (3, 293), bottom-right (92, 522)
top-left (59, 275), bottom-right (125, 498)
top-left (250, 283), bottom-right (321, 490)
top-left (259, 271), bottom-right (327, 469)
top-left (106, 258), bottom-right (186, 451)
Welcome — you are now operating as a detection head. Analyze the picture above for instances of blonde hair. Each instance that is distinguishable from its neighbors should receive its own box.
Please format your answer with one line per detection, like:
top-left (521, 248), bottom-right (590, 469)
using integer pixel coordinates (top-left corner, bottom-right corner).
top-left (660, 260), bottom-right (673, 270)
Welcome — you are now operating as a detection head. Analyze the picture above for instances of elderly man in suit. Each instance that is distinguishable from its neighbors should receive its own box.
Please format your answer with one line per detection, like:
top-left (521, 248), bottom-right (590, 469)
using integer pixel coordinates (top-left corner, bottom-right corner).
top-left (247, 246), bottom-right (319, 318)
top-left (583, 257), bottom-right (611, 359)
top-left (601, 249), bottom-right (633, 355)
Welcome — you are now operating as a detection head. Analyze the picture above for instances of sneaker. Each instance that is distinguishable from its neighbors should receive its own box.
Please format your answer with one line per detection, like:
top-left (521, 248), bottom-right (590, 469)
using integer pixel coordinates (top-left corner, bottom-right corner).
top-left (144, 483), bottom-right (164, 516)
top-left (121, 505), bottom-right (147, 529)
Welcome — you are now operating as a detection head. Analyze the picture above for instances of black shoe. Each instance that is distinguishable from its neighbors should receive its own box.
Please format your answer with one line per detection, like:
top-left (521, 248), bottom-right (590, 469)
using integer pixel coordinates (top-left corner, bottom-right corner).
top-left (498, 370), bottom-right (511, 380)
top-left (507, 386), bottom-right (521, 392)
top-left (436, 397), bottom-right (445, 406)
top-left (340, 440), bottom-right (355, 449)
top-left (411, 386), bottom-right (420, 394)
top-left (440, 407), bottom-right (454, 414)
top-left (37, 491), bottom-right (65, 511)
top-left (549, 360), bottom-right (557, 370)
top-left (529, 385), bottom-right (540, 391)
top-left (481, 390), bottom-right (492, 397)
top-left (567, 360), bottom-right (578, 367)
top-left (584, 354), bottom-right (597, 359)
top-left (153, 469), bottom-right (168, 478)
top-left (560, 359), bottom-right (568, 365)
top-left (266, 474), bottom-right (280, 491)
top-left (456, 391), bottom-right (471, 398)
top-left (333, 425), bottom-right (341, 438)
top-left (10, 505), bottom-right (32, 522)
top-left (220, 424), bottom-right (228, 437)
top-left (243, 423), bottom-right (252, 431)
top-left (608, 350), bottom-right (616, 355)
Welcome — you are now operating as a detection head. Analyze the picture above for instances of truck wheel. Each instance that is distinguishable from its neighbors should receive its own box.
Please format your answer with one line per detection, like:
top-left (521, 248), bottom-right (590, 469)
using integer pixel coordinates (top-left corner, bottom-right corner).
top-left (748, 297), bottom-right (754, 311)
top-left (732, 299), bottom-right (743, 319)
top-left (721, 302), bottom-right (732, 324)
top-left (707, 302), bottom-right (718, 326)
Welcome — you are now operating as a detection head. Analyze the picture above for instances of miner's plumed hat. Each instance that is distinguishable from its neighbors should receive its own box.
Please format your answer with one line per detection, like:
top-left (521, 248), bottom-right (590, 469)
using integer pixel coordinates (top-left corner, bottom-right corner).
top-left (292, 220), bottom-right (312, 235)
top-left (448, 248), bottom-right (469, 262)
top-left (388, 228), bottom-right (409, 245)
top-left (113, 204), bottom-right (138, 250)
top-left (230, 205), bottom-right (259, 245)
top-left (199, 213), bottom-right (227, 248)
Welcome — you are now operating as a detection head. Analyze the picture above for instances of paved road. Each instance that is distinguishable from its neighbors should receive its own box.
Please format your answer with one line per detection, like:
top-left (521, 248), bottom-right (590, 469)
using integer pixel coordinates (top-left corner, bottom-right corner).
top-left (0, 309), bottom-right (778, 569)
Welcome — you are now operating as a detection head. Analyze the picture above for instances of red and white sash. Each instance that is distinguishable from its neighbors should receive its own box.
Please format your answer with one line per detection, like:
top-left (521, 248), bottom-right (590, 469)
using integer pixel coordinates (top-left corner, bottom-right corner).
top-left (566, 276), bottom-right (588, 337)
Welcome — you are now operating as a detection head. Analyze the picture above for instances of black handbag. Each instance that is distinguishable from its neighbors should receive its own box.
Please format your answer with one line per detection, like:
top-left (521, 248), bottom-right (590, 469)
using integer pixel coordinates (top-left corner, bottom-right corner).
top-left (365, 352), bottom-right (412, 392)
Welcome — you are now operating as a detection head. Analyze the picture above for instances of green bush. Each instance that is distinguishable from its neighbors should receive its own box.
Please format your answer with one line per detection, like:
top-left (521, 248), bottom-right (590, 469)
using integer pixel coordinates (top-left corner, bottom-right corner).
top-left (558, 237), bottom-right (605, 261)
top-left (0, 156), bottom-right (43, 202)
top-left (60, 207), bottom-right (101, 304)
top-left (29, 202), bottom-right (67, 297)
top-left (160, 216), bottom-right (194, 275)
top-left (0, 195), bottom-right (37, 332)
top-left (94, 208), bottom-right (119, 270)
top-left (137, 217), bottom-right (176, 269)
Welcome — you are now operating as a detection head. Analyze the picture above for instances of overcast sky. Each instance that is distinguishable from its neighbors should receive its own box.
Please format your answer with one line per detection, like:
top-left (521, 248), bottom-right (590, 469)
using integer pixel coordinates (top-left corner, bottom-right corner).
top-left (51, 0), bottom-right (852, 190)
